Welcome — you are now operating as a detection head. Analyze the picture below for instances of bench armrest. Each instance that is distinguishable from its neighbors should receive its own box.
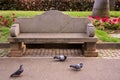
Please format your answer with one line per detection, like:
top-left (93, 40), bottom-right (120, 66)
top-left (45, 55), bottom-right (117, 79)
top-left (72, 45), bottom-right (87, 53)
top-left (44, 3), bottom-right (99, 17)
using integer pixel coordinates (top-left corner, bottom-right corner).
top-left (87, 23), bottom-right (95, 37)
top-left (10, 24), bottom-right (20, 37)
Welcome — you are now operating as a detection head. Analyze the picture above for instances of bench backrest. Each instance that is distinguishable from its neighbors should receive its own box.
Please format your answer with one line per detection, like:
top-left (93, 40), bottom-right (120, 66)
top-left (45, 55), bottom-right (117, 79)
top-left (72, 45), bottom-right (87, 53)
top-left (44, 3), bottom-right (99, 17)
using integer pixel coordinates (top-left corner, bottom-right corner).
top-left (15, 10), bottom-right (91, 33)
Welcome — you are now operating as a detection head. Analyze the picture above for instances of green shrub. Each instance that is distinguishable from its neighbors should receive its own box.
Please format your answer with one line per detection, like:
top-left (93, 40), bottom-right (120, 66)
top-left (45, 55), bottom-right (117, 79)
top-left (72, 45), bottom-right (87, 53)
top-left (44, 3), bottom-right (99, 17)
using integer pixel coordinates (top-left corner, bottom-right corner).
top-left (1, 0), bottom-right (120, 11)
top-left (0, 0), bottom-right (94, 11)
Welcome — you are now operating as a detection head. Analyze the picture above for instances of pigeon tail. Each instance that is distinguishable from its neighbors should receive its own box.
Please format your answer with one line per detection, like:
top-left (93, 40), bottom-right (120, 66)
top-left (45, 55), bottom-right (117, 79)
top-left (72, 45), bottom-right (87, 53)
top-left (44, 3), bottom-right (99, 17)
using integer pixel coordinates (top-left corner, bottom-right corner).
top-left (10, 74), bottom-right (15, 77)
top-left (10, 73), bottom-right (19, 77)
top-left (70, 65), bottom-right (75, 68)
top-left (53, 56), bottom-right (59, 59)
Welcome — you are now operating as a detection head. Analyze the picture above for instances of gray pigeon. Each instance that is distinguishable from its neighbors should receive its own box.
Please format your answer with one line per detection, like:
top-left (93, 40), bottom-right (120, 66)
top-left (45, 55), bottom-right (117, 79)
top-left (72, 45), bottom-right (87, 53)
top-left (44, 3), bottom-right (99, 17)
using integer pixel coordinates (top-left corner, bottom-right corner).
top-left (53, 55), bottom-right (67, 61)
top-left (10, 65), bottom-right (24, 77)
top-left (70, 63), bottom-right (83, 71)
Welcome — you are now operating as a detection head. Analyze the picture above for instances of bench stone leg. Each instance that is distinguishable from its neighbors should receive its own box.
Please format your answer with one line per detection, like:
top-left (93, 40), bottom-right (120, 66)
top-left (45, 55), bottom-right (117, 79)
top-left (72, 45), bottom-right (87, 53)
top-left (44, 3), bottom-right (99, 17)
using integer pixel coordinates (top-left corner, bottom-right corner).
top-left (83, 42), bottom-right (98, 57)
top-left (21, 42), bottom-right (26, 55)
top-left (8, 42), bottom-right (24, 57)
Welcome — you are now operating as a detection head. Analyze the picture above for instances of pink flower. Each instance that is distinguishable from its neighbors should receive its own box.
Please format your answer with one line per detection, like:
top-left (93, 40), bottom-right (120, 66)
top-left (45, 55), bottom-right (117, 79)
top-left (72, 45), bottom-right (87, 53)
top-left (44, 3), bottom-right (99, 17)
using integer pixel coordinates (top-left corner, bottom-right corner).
top-left (88, 15), bottom-right (93, 20)
top-left (108, 18), bottom-right (119, 24)
top-left (109, 20), bottom-right (116, 24)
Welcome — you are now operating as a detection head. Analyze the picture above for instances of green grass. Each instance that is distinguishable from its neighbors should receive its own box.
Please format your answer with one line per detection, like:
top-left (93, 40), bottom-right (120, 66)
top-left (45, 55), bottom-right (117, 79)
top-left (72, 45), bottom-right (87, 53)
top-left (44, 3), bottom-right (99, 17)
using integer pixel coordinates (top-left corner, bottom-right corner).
top-left (64, 11), bottom-right (92, 17)
top-left (110, 11), bottom-right (120, 17)
top-left (0, 11), bottom-right (120, 18)
top-left (96, 29), bottom-right (120, 42)
top-left (0, 27), bottom-right (10, 42)
top-left (0, 11), bottom-right (43, 18)
top-left (0, 11), bottom-right (91, 18)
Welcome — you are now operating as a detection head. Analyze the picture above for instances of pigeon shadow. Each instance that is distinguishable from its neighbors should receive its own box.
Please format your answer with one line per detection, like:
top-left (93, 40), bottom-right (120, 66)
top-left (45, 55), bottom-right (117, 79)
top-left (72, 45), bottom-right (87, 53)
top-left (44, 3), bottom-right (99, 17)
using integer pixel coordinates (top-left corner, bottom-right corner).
top-left (52, 59), bottom-right (68, 62)
top-left (9, 75), bottom-right (23, 79)
top-left (69, 68), bottom-right (82, 72)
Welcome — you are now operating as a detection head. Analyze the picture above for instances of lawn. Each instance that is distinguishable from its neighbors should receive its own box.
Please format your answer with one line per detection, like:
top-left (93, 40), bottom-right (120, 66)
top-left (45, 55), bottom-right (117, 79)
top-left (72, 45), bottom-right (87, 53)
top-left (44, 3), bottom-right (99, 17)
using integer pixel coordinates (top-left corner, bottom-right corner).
top-left (0, 11), bottom-right (91, 18)
top-left (0, 27), bottom-right (9, 42)
top-left (1, 11), bottom-right (120, 17)
top-left (96, 29), bottom-right (120, 42)
top-left (0, 11), bottom-right (120, 42)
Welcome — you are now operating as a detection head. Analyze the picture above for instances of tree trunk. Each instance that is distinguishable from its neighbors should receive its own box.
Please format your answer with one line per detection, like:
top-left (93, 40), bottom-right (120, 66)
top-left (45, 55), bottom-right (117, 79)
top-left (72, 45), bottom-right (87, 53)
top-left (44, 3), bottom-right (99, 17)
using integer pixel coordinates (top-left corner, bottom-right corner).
top-left (109, 0), bottom-right (115, 11)
top-left (92, 0), bottom-right (110, 17)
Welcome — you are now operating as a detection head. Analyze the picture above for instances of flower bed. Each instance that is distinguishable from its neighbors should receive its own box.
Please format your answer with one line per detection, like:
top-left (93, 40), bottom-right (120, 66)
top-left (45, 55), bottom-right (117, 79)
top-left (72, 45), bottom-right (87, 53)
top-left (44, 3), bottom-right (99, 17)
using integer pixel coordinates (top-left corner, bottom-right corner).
top-left (89, 16), bottom-right (120, 30)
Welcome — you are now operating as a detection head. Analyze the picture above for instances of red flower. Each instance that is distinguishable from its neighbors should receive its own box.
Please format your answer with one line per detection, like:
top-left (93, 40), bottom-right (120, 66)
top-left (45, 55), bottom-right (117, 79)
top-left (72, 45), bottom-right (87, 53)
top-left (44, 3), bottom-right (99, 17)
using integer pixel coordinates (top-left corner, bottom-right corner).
top-left (112, 18), bottom-right (117, 22)
top-left (118, 17), bottom-right (120, 23)
top-left (101, 17), bottom-right (109, 22)
top-left (0, 16), bottom-right (3, 19)
top-left (4, 19), bottom-right (9, 26)
top-left (94, 16), bottom-right (101, 20)
top-left (12, 18), bottom-right (15, 22)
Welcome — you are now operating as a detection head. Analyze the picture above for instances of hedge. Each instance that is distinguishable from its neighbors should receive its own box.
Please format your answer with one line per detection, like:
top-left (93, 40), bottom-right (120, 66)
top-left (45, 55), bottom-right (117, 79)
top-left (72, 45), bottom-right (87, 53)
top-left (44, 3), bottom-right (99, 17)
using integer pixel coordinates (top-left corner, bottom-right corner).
top-left (0, 0), bottom-right (120, 11)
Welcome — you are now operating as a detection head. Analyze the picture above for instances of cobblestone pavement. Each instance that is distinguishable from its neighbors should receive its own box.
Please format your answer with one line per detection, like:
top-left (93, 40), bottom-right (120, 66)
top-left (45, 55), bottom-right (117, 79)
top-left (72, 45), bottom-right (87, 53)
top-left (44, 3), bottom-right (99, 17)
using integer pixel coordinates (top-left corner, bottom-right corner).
top-left (0, 48), bottom-right (120, 58)
top-left (0, 48), bottom-right (8, 57)
top-left (98, 49), bottom-right (120, 58)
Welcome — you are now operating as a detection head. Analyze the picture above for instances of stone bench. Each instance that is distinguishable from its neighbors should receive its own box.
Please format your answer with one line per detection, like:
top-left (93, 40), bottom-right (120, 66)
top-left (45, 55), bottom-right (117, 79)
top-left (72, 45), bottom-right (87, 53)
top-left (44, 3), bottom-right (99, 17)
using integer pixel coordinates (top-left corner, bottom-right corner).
top-left (8, 10), bottom-right (98, 57)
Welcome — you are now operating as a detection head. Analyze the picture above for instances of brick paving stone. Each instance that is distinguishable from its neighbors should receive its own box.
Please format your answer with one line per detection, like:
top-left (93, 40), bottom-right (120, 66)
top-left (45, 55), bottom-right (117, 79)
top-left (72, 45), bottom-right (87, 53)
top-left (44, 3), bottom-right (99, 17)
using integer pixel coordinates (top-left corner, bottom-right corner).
top-left (70, 49), bottom-right (74, 56)
top-left (0, 48), bottom-right (8, 57)
top-left (98, 49), bottom-right (120, 58)
top-left (0, 48), bottom-right (120, 58)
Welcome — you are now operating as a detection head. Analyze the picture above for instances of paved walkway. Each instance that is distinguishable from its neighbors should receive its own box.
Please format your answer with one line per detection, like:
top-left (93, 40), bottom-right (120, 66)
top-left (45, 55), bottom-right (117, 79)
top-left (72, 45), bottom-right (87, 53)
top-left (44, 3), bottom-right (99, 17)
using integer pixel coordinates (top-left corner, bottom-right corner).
top-left (0, 57), bottom-right (120, 80)
top-left (109, 34), bottom-right (120, 38)
top-left (0, 48), bottom-right (120, 58)
top-left (0, 48), bottom-right (120, 80)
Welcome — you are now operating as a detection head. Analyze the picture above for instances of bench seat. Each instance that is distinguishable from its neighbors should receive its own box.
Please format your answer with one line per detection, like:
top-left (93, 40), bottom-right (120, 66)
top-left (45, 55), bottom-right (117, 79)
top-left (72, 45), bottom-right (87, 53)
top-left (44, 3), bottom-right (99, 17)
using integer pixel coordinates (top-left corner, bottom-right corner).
top-left (9, 33), bottom-right (98, 43)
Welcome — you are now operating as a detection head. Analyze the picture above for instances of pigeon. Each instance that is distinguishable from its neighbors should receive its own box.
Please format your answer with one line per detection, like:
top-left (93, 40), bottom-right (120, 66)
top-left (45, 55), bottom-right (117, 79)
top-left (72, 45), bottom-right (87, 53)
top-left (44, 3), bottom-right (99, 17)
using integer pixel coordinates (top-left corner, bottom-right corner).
top-left (70, 63), bottom-right (83, 71)
top-left (53, 55), bottom-right (67, 61)
top-left (10, 65), bottom-right (24, 77)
